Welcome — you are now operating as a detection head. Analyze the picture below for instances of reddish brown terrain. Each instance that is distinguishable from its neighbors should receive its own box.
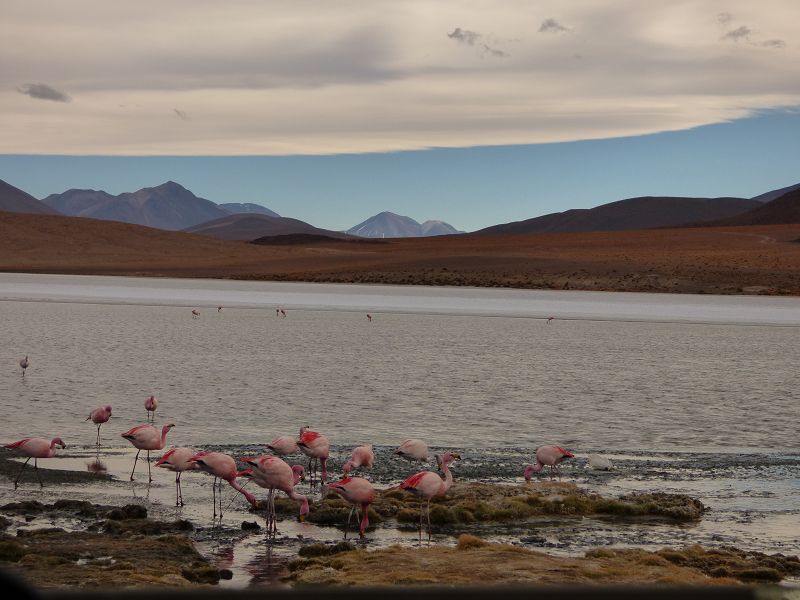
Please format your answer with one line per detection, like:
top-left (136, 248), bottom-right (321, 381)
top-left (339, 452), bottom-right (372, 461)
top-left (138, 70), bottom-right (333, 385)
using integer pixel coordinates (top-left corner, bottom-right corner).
top-left (2, 211), bottom-right (799, 295)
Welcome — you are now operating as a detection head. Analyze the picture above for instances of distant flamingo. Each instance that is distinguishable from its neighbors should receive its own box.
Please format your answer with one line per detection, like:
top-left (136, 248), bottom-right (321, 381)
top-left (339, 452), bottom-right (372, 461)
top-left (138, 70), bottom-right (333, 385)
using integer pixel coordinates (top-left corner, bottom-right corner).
top-left (547, 316), bottom-right (555, 324)
top-left (217, 306), bottom-right (223, 313)
top-left (192, 309), bottom-right (200, 319)
top-left (121, 423), bottom-right (174, 482)
top-left (394, 439), bottom-right (429, 463)
top-left (280, 309), bottom-right (286, 318)
top-left (190, 451), bottom-right (257, 518)
top-left (266, 435), bottom-right (298, 456)
top-left (156, 447), bottom-right (196, 506)
top-left (343, 444), bottom-right (374, 477)
top-left (524, 445), bottom-right (575, 480)
top-left (398, 451), bottom-right (460, 542)
top-left (4, 437), bottom-right (66, 489)
top-left (86, 405), bottom-right (112, 446)
top-left (367, 314), bottom-right (372, 322)
top-left (327, 476), bottom-right (375, 539)
top-left (144, 395), bottom-right (159, 422)
top-left (19, 356), bottom-right (29, 377)
top-left (240, 455), bottom-right (309, 536)
top-left (297, 426), bottom-right (329, 488)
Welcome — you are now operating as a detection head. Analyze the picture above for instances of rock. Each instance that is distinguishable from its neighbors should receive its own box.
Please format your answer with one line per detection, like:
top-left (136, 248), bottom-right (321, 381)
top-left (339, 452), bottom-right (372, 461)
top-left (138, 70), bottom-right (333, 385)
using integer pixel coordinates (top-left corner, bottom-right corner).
top-left (241, 521), bottom-right (261, 531)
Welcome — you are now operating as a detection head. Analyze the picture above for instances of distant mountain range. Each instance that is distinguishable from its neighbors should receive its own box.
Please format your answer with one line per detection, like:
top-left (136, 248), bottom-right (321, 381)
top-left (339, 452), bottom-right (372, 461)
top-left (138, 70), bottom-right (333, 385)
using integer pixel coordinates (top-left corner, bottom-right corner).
top-left (347, 211), bottom-right (460, 238)
top-left (42, 181), bottom-right (280, 231)
top-left (705, 187), bottom-right (800, 227)
top-left (183, 213), bottom-right (350, 241)
top-left (0, 179), bottom-right (60, 215)
top-left (218, 203), bottom-right (280, 217)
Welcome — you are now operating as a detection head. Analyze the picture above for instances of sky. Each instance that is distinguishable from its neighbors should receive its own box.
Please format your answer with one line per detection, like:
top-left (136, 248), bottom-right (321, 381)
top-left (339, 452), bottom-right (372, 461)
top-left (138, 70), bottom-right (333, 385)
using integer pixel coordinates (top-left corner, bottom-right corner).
top-left (1, 1), bottom-right (799, 231)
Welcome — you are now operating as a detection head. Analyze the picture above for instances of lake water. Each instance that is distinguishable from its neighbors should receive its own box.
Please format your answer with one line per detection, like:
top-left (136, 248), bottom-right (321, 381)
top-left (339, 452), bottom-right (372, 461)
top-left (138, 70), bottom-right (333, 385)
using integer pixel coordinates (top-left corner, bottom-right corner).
top-left (0, 273), bottom-right (798, 569)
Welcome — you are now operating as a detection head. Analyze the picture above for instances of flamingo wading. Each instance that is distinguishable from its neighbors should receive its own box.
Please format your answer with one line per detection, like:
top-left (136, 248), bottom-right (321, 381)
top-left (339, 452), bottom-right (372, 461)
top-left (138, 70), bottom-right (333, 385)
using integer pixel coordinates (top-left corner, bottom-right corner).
top-left (4, 437), bottom-right (66, 489)
top-left (399, 451), bottom-right (460, 542)
top-left (86, 405), bottom-right (112, 446)
top-left (144, 396), bottom-right (159, 422)
top-left (190, 452), bottom-right (257, 519)
top-left (342, 444), bottom-right (374, 477)
top-left (156, 447), bottom-right (196, 506)
top-left (240, 455), bottom-right (309, 537)
top-left (121, 423), bottom-right (174, 482)
top-left (327, 476), bottom-right (375, 539)
top-left (524, 445), bottom-right (575, 480)
top-left (297, 426), bottom-right (329, 488)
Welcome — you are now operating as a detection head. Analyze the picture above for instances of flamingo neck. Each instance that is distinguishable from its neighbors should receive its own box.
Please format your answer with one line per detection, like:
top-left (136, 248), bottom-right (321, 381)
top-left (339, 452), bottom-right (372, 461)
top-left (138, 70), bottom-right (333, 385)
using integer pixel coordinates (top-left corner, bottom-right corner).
top-left (228, 478), bottom-right (258, 506)
top-left (49, 439), bottom-right (59, 449)
top-left (441, 461), bottom-right (454, 492)
top-left (288, 489), bottom-right (309, 515)
top-left (159, 427), bottom-right (170, 447)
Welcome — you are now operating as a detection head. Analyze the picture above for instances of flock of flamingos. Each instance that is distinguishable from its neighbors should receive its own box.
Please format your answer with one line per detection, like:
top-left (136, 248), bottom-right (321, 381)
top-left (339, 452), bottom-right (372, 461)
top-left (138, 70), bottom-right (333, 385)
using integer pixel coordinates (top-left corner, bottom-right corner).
top-left (7, 319), bottom-right (590, 543)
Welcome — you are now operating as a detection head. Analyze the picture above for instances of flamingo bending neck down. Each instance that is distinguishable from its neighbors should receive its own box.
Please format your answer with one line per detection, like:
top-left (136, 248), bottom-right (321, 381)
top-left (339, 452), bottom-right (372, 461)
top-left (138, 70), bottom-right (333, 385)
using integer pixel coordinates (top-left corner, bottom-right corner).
top-left (192, 309), bottom-right (200, 319)
top-left (156, 447), bottom-right (196, 506)
top-left (19, 356), bottom-right (29, 377)
top-left (144, 396), bottom-right (159, 422)
top-left (4, 437), bottom-right (66, 489)
top-left (190, 452), bottom-right (257, 519)
top-left (121, 423), bottom-right (174, 482)
top-left (343, 444), bottom-right (374, 477)
top-left (240, 455), bottom-right (309, 537)
top-left (86, 405), bottom-right (112, 446)
top-left (327, 476), bottom-right (375, 539)
top-left (399, 451), bottom-right (460, 543)
top-left (297, 426), bottom-right (329, 489)
top-left (394, 439), bottom-right (429, 463)
top-left (524, 445), bottom-right (575, 480)
top-left (266, 435), bottom-right (298, 456)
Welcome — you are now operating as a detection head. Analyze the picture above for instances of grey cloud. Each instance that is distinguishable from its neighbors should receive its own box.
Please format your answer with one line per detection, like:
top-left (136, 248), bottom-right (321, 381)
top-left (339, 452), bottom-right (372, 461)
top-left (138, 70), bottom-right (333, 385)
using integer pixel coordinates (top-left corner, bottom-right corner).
top-left (482, 45), bottom-right (509, 58)
top-left (762, 39), bottom-right (786, 49)
top-left (717, 13), bottom-right (733, 26)
top-left (722, 26), bottom-right (751, 42)
top-left (539, 18), bottom-right (569, 34)
top-left (17, 83), bottom-right (71, 102)
top-left (173, 108), bottom-right (189, 120)
top-left (448, 27), bottom-right (481, 46)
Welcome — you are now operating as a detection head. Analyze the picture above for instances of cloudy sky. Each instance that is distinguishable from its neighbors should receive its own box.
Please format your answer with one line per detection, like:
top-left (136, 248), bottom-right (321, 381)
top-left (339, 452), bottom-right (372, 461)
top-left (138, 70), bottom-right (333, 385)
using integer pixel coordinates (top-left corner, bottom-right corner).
top-left (2, 0), bottom-right (799, 229)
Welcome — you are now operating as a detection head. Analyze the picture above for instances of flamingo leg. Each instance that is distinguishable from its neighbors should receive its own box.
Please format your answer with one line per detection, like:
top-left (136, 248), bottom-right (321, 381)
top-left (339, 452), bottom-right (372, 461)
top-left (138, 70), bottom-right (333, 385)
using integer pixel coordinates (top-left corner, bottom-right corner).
top-left (426, 500), bottom-right (432, 543)
top-left (344, 506), bottom-right (355, 540)
top-left (175, 473), bottom-right (180, 506)
top-left (270, 489), bottom-right (277, 537)
top-left (130, 450), bottom-right (141, 481)
top-left (34, 458), bottom-right (43, 488)
top-left (96, 424), bottom-right (102, 446)
top-left (212, 477), bottom-right (217, 518)
top-left (147, 450), bottom-right (152, 482)
top-left (14, 457), bottom-right (31, 489)
top-left (218, 479), bottom-right (224, 518)
top-left (418, 505), bottom-right (423, 544)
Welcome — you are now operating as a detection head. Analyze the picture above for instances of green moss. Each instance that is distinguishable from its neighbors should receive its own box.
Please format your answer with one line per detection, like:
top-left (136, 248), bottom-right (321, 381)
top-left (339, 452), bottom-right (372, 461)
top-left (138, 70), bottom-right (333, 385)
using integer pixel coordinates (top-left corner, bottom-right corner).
top-left (0, 540), bottom-right (25, 562)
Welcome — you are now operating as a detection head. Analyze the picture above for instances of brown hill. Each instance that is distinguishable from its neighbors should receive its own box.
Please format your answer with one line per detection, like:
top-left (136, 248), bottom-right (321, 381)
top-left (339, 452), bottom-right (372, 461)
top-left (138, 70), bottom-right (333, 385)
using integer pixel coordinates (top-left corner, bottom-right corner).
top-left (0, 179), bottom-right (60, 215)
top-left (1, 211), bottom-right (799, 295)
top-left (477, 196), bottom-right (759, 235)
top-left (183, 213), bottom-right (350, 241)
top-left (703, 188), bottom-right (800, 227)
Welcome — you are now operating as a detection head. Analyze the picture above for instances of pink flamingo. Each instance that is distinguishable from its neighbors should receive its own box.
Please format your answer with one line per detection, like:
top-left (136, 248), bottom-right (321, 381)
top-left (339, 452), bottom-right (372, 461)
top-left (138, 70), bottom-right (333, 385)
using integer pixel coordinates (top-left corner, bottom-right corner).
top-left (144, 395), bottom-right (159, 422)
top-left (86, 405), bottom-right (112, 446)
top-left (343, 444), bottom-right (374, 476)
top-left (4, 437), bottom-right (66, 489)
top-left (394, 438), bottom-right (429, 463)
top-left (367, 314), bottom-right (372, 322)
top-left (239, 455), bottom-right (309, 536)
top-left (266, 435), bottom-right (298, 456)
top-left (327, 476), bottom-right (375, 539)
top-left (192, 309), bottom-right (200, 319)
top-left (120, 423), bottom-right (175, 482)
top-left (524, 445), bottom-right (575, 480)
top-left (217, 306), bottom-right (223, 313)
top-left (19, 355), bottom-right (29, 377)
top-left (398, 451), bottom-right (460, 542)
top-left (547, 316), bottom-right (555, 324)
top-left (190, 451), bottom-right (257, 518)
top-left (155, 447), bottom-right (196, 506)
top-left (297, 426), bottom-right (329, 488)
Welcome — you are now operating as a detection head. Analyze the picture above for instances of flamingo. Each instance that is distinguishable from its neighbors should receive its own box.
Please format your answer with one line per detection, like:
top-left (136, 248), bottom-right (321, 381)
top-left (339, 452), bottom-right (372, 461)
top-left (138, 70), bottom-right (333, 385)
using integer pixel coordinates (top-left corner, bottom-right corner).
top-left (4, 437), bottom-right (66, 489)
top-left (297, 426), bottom-right (329, 488)
top-left (144, 395), bottom-right (159, 422)
top-left (546, 316), bottom-right (555, 324)
top-left (217, 306), bottom-right (222, 313)
top-left (398, 451), bottom-right (460, 543)
top-left (192, 309), bottom-right (200, 319)
top-left (266, 435), bottom-right (298, 456)
top-left (367, 314), bottom-right (372, 322)
top-left (239, 455), bottom-right (309, 536)
top-left (190, 451), bottom-right (257, 518)
top-left (121, 423), bottom-right (174, 482)
top-left (342, 444), bottom-right (374, 477)
top-left (394, 439), bottom-right (429, 463)
top-left (86, 405), bottom-right (112, 446)
top-left (19, 356), bottom-right (29, 377)
top-left (524, 445), bottom-right (575, 480)
top-left (155, 447), bottom-right (196, 506)
top-left (327, 476), bottom-right (375, 539)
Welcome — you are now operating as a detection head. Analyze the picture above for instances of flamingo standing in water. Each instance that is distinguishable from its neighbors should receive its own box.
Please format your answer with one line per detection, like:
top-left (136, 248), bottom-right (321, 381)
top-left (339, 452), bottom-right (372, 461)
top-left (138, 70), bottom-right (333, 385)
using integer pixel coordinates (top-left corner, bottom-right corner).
top-left (327, 476), bottom-right (375, 539)
top-left (240, 455), bottom-right (309, 536)
top-left (156, 447), bottom-right (196, 506)
top-left (524, 445), bottom-right (575, 480)
top-left (144, 396), bottom-right (159, 422)
top-left (192, 309), bottom-right (200, 319)
top-left (121, 423), bottom-right (174, 482)
top-left (266, 435), bottom-right (298, 456)
top-left (19, 356), bottom-right (29, 377)
top-left (297, 426), bottom-right (329, 488)
top-left (394, 439), bottom-right (429, 463)
top-left (4, 437), bottom-right (66, 489)
top-left (342, 444), bottom-right (374, 477)
top-left (190, 451), bottom-right (257, 518)
top-left (399, 451), bottom-right (460, 543)
top-left (86, 405), bottom-right (112, 446)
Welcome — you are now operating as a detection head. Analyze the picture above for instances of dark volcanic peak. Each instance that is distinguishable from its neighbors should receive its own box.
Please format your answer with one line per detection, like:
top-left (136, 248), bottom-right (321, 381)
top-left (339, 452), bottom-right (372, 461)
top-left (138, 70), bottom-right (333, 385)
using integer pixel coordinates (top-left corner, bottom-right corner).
top-left (184, 213), bottom-right (349, 242)
top-left (219, 202), bottom-right (280, 217)
top-left (43, 188), bottom-right (116, 214)
top-left (750, 182), bottom-right (800, 203)
top-left (476, 196), bottom-right (760, 235)
top-left (0, 179), bottom-right (60, 215)
top-left (704, 187), bottom-right (800, 226)
top-left (348, 211), bottom-right (460, 238)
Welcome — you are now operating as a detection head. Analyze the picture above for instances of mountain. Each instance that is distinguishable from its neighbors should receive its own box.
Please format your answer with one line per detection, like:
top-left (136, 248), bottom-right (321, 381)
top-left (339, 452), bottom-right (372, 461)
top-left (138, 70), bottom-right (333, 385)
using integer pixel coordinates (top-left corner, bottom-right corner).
top-left (476, 196), bottom-right (761, 235)
top-left (347, 211), bottom-right (460, 238)
top-left (183, 213), bottom-right (350, 241)
top-left (219, 202), bottom-right (280, 217)
top-left (702, 188), bottom-right (800, 226)
top-left (750, 182), bottom-right (800, 204)
top-left (0, 179), bottom-right (60, 215)
top-left (43, 181), bottom-right (230, 230)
